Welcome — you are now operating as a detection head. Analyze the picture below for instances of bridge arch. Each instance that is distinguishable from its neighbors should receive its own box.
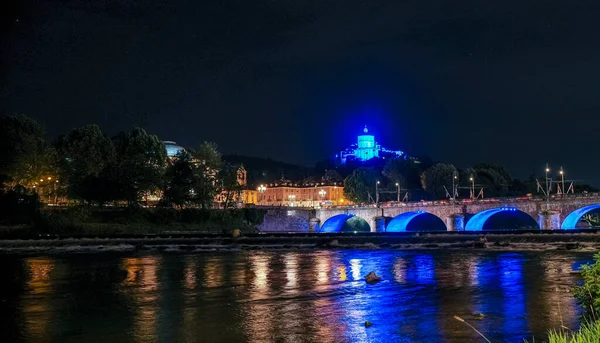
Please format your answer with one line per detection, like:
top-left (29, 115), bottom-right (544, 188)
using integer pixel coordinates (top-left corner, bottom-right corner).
top-left (465, 207), bottom-right (539, 231)
top-left (318, 214), bottom-right (371, 233)
top-left (386, 211), bottom-right (447, 232)
top-left (561, 204), bottom-right (600, 229)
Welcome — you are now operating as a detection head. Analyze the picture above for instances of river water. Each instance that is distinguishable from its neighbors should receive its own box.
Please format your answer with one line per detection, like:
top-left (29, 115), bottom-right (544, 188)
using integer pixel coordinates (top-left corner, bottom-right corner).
top-left (0, 250), bottom-right (592, 343)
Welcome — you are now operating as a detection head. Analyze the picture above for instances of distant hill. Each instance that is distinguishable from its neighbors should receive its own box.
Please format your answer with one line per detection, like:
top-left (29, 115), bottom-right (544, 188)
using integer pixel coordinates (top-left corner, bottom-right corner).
top-left (222, 155), bottom-right (311, 186)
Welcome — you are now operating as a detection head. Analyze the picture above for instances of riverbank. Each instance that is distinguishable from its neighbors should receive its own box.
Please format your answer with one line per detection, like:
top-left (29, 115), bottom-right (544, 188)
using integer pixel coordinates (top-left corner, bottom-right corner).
top-left (1, 231), bottom-right (599, 254)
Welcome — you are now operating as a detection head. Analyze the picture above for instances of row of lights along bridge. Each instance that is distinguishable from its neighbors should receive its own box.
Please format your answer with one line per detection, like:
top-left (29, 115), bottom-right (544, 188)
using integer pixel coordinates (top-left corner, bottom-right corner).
top-left (372, 163), bottom-right (572, 207)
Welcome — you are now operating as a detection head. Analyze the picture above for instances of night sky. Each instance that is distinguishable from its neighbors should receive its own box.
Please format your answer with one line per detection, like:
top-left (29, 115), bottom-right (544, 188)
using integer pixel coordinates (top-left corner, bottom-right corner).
top-left (2, 1), bottom-right (600, 184)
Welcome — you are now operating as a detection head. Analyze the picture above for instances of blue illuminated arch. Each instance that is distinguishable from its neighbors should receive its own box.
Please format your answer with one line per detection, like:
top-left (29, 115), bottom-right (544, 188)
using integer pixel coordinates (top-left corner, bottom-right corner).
top-left (561, 204), bottom-right (600, 229)
top-left (386, 211), bottom-right (446, 232)
top-left (319, 214), bottom-right (370, 233)
top-left (465, 207), bottom-right (539, 231)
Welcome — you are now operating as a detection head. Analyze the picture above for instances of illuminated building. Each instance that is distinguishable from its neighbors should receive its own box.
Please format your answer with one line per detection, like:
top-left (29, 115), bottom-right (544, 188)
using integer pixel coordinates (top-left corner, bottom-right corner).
top-left (256, 180), bottom-right (347, 207)
top-left (214, 166), bottom-right (259, 207)
top-left (336, 126), bottom-right (404, 165)
top-left (164, 141), bottom-right (185, 158)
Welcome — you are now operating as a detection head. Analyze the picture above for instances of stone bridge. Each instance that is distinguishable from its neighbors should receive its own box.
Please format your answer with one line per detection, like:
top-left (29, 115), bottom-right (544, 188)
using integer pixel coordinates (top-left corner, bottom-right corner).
top-left (259, 195), bottom-right (600, 232)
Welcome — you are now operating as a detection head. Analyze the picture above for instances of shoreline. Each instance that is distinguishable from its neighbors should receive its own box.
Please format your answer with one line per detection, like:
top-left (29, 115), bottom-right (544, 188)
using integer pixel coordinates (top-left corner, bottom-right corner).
top-left (0, 232), bottom-right (599, 254)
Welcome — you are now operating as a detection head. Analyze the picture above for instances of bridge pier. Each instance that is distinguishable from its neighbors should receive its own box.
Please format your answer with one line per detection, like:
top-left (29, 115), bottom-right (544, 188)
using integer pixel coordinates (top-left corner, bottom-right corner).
top-left (309, 218), bottom-right (320, 232)
top-left (445, 215), bottom-right (465, 231)
top-left (375, 216), bottom-right (387, 232)
top-left (538, 211), bottom-right (561, 230)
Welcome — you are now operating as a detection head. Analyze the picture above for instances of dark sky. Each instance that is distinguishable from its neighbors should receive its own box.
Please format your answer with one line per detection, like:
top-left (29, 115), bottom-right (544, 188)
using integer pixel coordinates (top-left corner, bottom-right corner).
top-left (2, 0), bottom-right (600, 184)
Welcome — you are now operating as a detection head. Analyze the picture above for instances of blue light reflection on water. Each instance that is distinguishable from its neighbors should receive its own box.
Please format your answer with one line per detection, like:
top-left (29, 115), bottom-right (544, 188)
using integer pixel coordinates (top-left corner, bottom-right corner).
top-left (1, 250), bottom-right (594, 343)
top-left (499, 254), bottom-right (527, 336)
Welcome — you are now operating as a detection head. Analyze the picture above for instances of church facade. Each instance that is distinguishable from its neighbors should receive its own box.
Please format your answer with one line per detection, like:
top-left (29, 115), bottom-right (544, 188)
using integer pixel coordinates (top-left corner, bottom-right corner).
top-left (336, 126), bottom-right (404, 165)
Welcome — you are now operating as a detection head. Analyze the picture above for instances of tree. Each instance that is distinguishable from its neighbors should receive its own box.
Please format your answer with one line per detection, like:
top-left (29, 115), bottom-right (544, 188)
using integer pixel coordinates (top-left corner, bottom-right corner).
top-left (54, 125), bottom-right (115, 203)
top-left (383, 158), bottom-right (407, 187)
top-left (218, 163), bottom-right (244, 209)
top-left (473, 163), bottom-right (511, 197)
top-left (421, 163), bottom-right (457, 199)
top-left (192, 142), bottom-right (222, 209)
top-left (161, 150), bottom-right (197, 208)
top-left (0, 115), bottom-right (55, 189)
top-left (343, 168), bottom-right (380, 204)
top-left (112, 128), bottom-right (166, 205)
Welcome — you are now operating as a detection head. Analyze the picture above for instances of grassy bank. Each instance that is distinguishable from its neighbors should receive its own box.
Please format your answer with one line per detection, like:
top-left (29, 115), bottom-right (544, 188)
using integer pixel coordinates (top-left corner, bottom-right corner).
top-left (1, 205), bottom-right (267, 237)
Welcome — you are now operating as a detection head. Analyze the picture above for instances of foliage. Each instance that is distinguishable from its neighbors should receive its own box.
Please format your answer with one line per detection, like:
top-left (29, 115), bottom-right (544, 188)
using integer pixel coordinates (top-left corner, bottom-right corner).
top-left (54, 125), bottom-right (115, 203)
top-left (0, 186), bottom-right (42, 225)
top-left (421, 163), bottom-right (457, 199)
top-left (0, 115), bottom-right (55, 189)
top-left (344, 167), bottom-right (380, 204)
top-left (161, 150), bottom-right (198, 208)
top-left (218, 163), bottom-right (243, 209)
top-left (112, 128), bottom-right (166, 205)
top-left (473, 163), bottom-right (511, 197)
top-left (383, 158), bottom-right (406, 186)
top-left (573, 252), bottom-right (600, 320)
top-left (525, 320), bottom-right (600, 343)
top-left (192, 142), bottom-right (222, 209)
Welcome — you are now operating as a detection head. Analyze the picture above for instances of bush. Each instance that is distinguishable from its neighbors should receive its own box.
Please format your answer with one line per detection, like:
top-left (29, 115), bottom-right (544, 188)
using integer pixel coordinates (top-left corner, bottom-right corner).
top-left (0, 188), bottom-right (42, 225)
top-left (35, 211), bottom-right (79, 234)
top-left (573, 252), bottom-right (600, 320)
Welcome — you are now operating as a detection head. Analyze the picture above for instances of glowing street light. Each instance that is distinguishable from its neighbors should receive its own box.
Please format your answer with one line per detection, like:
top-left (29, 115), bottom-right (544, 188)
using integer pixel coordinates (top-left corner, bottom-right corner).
top-left (545, 163), bottom-right (551, 208)
top-left (288, 194), bottom-right (296, 207)
top-left (452, 171), bottom-right (458, 201)
top-left (469, 176), bottom-right (475, 200)
top-left (375, 181), bottom-right (380, 206)
top-left (318, 189), bottom-right (326, 206)
top-left (395, 182), bottom-right (400, 202)
top-left (257, 185), bottom-right (266, 204)
top-left (559, 166), bottom-right (565, 197)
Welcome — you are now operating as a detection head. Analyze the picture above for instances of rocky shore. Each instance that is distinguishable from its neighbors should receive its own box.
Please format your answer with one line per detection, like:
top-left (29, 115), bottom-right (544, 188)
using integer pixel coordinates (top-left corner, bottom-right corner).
top-left (0, 231), bottom-right (599, 254)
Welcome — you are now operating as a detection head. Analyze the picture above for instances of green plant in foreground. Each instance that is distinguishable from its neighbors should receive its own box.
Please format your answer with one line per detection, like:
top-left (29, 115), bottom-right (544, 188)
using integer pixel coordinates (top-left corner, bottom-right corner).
top-left (525, 320), bottom-right (600, 343)
top-left (573, 252), bottom-right (600, 320)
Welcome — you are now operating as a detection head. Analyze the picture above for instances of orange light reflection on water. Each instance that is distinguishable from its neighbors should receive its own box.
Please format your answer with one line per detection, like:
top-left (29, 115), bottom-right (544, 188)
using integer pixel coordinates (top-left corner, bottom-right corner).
top-left (21, 257), bottom-right (56, 340)
top-left (121, 256), bottom-right (160, 343)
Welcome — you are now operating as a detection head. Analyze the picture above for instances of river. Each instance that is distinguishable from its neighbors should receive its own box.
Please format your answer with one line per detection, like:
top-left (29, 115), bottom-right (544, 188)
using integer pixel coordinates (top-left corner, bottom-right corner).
top-left (0, 250), bottom-right (592, 343)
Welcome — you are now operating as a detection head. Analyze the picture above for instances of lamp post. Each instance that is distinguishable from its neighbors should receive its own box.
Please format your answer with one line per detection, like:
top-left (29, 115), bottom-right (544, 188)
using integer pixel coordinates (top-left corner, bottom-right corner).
top-left (375, 181), bottom-right (380, 206)
top-left (545, 164), bottom-right (550, 209)
top-left (452, 172), bottom-right (458, 201)
top-left (469, 177), bottom-right (474, 200)
top-left (288, 194), bottom-right (296, 207)
top-left (334, 186), bottom-right (338, 205)
top-left (395, 183), bottom-right (400, 202)
top-left (318, 189), bottom-right (326, 207)
top-left (257, 185), bottom-right (266, 204)
top-left (559, 166), bottom-right (565, 197)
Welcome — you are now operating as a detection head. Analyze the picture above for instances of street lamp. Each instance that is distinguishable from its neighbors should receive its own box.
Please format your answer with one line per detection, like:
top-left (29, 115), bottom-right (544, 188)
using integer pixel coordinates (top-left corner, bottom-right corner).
top-left (545, 164), bottom-right (550, 209)
top-left (288, 194), bottom-right (296, 207)
top-left (469, 177), bottom-right (474, 200)
top-left (318, 189), bottom-right (326, 206)
top-left (395, 183), bottom-right (400, 202)
top-left (559, 166), bottom-right (565, 197)
top-left (257, 185), bottom-right (266, 204)
top-left (452, 172), bottom-right (458, 201)
top-left (376, 181), bottom-right (380, 206)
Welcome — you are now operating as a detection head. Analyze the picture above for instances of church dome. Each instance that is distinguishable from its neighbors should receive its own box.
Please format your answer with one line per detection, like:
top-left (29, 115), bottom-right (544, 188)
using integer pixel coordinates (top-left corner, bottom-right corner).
top-left (164, 141), bottom-right (184, 157)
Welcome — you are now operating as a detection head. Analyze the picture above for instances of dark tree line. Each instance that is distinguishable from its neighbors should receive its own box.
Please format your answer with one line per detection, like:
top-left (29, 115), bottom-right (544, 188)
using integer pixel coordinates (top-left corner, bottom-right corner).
top-left (0, 114), bottom-right (241, 209)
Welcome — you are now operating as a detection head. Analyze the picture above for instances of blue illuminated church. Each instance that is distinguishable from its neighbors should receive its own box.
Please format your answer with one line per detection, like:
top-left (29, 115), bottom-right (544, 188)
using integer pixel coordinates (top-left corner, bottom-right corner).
top-left (336, 126), bottom-right (404, 165)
